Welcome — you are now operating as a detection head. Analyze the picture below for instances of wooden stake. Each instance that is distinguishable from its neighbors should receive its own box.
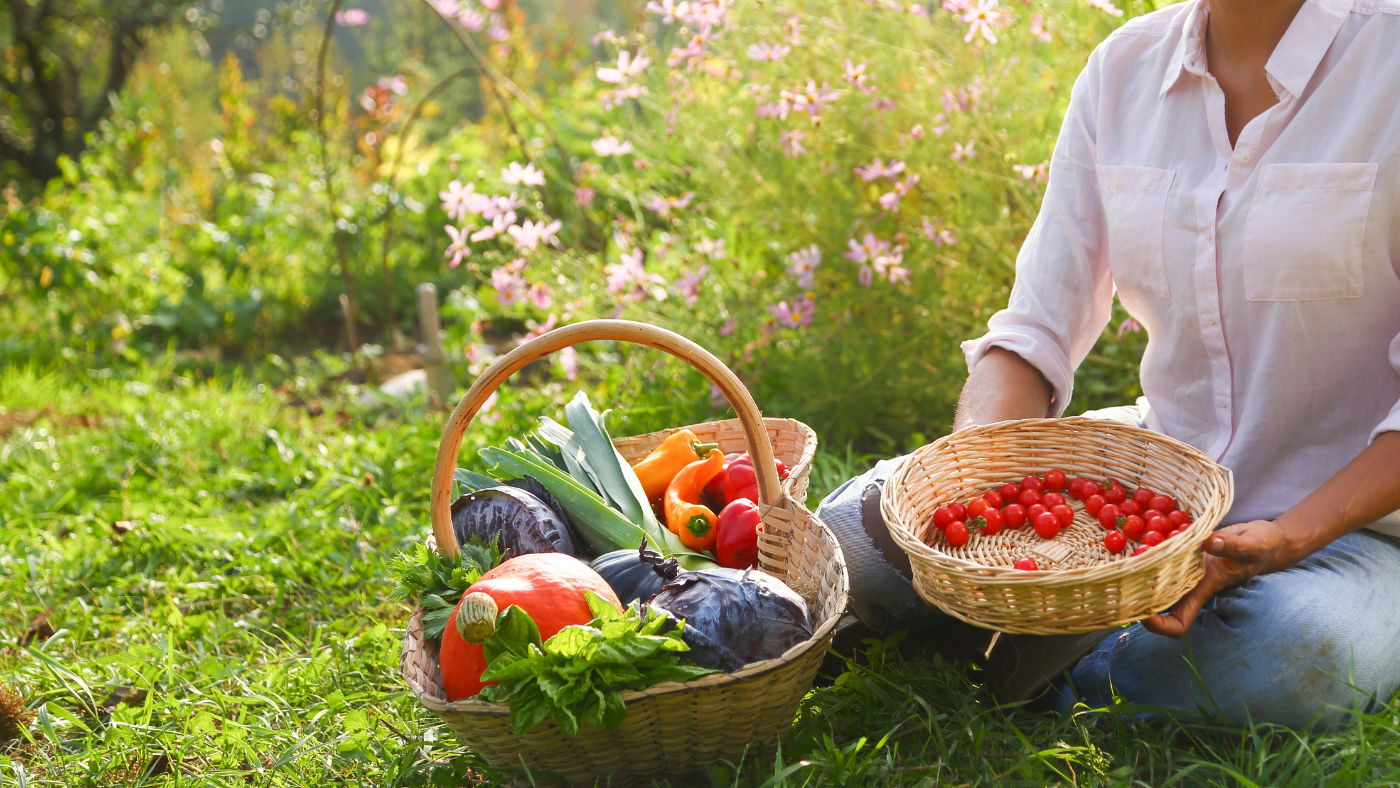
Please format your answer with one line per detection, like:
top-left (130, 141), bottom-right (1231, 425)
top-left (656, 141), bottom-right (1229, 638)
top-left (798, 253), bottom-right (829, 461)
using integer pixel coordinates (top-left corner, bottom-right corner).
top-left (417, 283), bottom-right (451, 408)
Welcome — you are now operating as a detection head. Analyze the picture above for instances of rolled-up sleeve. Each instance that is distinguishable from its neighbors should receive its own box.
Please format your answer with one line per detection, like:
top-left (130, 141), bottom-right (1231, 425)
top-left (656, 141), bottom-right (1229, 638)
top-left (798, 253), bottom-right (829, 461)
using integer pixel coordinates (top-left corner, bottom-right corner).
top-left (961, 50), bottom-right (1117, 416)
top-left (1372, 331), bottom-right (1400, 443)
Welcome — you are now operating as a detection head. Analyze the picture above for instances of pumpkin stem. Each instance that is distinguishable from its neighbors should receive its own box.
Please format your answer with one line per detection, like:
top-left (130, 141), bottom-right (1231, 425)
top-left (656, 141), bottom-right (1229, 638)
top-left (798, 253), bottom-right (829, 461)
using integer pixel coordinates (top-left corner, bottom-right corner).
top-left (455, 592), bottom-right (499, 644)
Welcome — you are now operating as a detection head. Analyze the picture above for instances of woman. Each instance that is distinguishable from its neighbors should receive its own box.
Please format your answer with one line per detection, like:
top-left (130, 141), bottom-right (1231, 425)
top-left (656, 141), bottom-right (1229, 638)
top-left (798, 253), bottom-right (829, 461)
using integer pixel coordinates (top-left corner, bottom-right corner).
top-left (820, 0), bottom-right (1400, 729)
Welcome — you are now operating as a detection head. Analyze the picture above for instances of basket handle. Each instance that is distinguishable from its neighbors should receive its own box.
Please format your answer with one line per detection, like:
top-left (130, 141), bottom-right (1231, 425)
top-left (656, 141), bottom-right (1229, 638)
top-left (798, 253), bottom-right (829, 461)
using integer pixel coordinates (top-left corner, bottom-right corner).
top-left (430, 319), bottom-right (783, 560)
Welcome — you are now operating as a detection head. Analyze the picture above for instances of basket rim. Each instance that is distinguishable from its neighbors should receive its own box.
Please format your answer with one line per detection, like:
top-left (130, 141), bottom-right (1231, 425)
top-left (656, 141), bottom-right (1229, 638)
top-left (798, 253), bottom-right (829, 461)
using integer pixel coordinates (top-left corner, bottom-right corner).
top-left (881, 417), bottom-right (1235, 585)
top-left (404, 514), bottom-right (846, 717)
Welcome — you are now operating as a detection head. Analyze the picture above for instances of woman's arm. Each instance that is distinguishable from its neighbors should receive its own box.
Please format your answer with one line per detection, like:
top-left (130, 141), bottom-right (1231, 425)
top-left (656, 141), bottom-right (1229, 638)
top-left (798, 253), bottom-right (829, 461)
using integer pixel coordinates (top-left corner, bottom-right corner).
top-left (952, 347), bottom-right (1055, 431)
top-left (1145, 431), bottom-right (1400, 637)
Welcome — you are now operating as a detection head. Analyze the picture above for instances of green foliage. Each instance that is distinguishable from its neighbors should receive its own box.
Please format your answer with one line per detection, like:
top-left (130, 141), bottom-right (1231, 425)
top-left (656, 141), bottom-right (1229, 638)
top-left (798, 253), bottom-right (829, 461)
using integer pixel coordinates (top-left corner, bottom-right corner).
top-left (388, 537), bottom-right (504, 639)
top-left (477, 592), bottom-right (716, 734)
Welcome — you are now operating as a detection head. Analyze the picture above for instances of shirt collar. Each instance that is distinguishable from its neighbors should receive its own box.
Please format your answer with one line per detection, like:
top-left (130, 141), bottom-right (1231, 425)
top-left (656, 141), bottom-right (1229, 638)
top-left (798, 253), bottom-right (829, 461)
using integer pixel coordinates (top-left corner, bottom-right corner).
top-left (1159, 0), bottom-right (1354, 101)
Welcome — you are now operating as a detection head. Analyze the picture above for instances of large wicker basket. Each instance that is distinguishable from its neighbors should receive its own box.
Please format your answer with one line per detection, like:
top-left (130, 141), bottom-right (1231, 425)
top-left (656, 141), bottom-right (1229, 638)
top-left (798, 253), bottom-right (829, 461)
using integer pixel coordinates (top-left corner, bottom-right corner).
top-left (400, 320), bottom-right (848, 786)
top-left (880, 418), bottom-right (1233, 634)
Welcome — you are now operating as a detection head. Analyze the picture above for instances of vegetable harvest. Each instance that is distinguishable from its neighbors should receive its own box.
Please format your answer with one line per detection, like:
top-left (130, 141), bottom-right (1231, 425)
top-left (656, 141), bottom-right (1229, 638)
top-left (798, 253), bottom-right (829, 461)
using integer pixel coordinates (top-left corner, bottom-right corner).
top-left (664, 449), bottom-right (726, 550)
top-left (632, 429), bottom-right (719, 504)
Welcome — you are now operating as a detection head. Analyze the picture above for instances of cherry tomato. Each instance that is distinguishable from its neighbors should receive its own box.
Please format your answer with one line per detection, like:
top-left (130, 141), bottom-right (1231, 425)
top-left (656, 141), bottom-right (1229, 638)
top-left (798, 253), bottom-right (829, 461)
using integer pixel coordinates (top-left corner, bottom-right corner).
top-left (1167, 510), bottom-right (1192, 528)
top-left (1001, 482), bottom-right (1022, 501)
top-left (1120, 500), bottom-right (1142, 517)
top-left (1149, 495), bottom-right (1176, 514)
top-left (1146, 514), bottom-right (1170, 534)
top-left (1042, 492), bottom-right (1066, 509)
top-left (1084, 494), bottom-right (1106, 517)
top-left (1132, 487), bottom-right (1155, 507)
top-left (1044, 469), bottom-right (1068, 492)
top-left (1104, 485), bottom-right (1127, 505)
top-left (979, 508), bottom-right (1005, 536)
top-left (948, 502), bottom-right (968, 521)
top-left (1022, 475), bottom-right (1046, 493)
top-left (1132, 545), bottom-right (1150, 557)
top-left (1019, 488), bottom-right (1042, 508)
top-left (1104, 530), bottom-right (1127, 553)
top-left (932, 507), bottom-right (955, 530)
top-left (1014, 558), bottom-right (1039, 571)
top-left (1002, 504), bottom-right (1027, 528)
top-left (1082, 481), bottom-right (1102, 500)
top-left (983, 490), bottom-right (1004, 509)
top-left (968, 498), bottom-right (990, 519)
top-left (1166, 528), bottom-right (1183, 539)
top-left (1033, 511), bottom-right (1060, 539)
top-left (1104, 478), bottom-right (1120, 490)
top-left (945, 521), bottom-right (969, 547)
top-left (1142, 530), bottom-right (1164, 547)
top-left (1098, 503), bottom-right (1123, 530)
top-left (1027, 503), bottom-right (1049, 522)
top-left (1122, 514), bottom-right (1146, 540)
top-left (1052, 504), bottom-right (1075, 527)
top-left (1068, 477), bottom-right (1088, 500)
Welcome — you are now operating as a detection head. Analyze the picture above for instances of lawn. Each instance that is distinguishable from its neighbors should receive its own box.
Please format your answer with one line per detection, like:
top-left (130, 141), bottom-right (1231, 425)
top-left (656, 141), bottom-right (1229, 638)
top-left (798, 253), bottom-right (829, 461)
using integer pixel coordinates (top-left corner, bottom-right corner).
top-left (5, 362), bottom-right (1400, 787)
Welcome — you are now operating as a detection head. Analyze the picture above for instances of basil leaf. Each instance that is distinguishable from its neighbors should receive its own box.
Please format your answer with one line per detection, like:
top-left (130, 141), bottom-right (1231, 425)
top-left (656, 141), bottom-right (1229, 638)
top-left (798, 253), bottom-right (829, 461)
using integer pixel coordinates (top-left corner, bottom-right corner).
top-left (507, 682), bottom-right (554, 734)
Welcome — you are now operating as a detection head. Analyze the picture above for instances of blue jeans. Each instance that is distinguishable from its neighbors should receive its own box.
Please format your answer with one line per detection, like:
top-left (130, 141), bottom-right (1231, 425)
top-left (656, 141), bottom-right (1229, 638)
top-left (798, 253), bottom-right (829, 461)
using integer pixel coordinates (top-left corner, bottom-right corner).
top-left (1058, 529), bottom-right (1400, 730)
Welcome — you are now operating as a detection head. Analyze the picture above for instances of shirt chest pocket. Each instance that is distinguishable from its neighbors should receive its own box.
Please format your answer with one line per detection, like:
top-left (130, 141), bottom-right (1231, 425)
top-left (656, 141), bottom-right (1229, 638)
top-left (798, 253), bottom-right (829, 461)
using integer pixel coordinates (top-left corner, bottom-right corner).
top-left (1243, 163), bottom-right (1377, 301)
top-left (1097, 165), bottom-right (1175, 299)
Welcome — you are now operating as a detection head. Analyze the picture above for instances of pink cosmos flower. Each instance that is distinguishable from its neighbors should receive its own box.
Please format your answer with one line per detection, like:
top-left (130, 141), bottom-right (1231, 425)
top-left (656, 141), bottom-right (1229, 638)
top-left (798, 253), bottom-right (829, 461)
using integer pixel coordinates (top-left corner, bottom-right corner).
top-left (748, 42), bottom-right (792, 61)
top-left (675, 265), bottom-right (709, 307)
top-left (789, 81), bottom-right (841, 120)
top-left (471, 213), bottom-right (511, 242)
top-left (950, 139), bottom-right (977, 162)
top-left (1012, 161), bottom-right (1049, 182)
top-left (1116, 317), bottom-right (1142, 339)
top-left (491, 266), bottom-right (527, 306)
top-left (843, 232), bottom-right (890, 286)
top-left (870, 98), bottom-right (898, 113)
top-left (779, 128), bottom-right (808, 157)
top-left (481, 193), bottom-right (522, 222)
top-left (559, 346), bottom-right (579, 380)
top-left (694, 237), bottom-right (727, 260)
top-left (877, 174), bottom-right (920, 212)
top-left (769, 294), bottom-right (816, 329)
top-left (908, 2), bottom-right (930, 15)
top-left (458, 7), bottom-right (486, 30)
top-left (643, 192), bottom-right (695, 216)
top-left (909, 123), bottom-right (925, 140)
top-left (487, 14), bottom-right (510, 41)
top-left (377, 75), bottom-right (408, 96)
top-left (667, 37), bottom-right (706, 69)
top-left (575, 186), bottom-right (597, 207)
top-left (1030, 13), bottom-right (1053, 42)
top-left (921, 216), bottom-right (958, 246)
top-left (755, 102), bottom-right (782, 118)
top-left (439, 180), bottom-right (477, 222)
top-left (843, 60), bottom-right (877, 95)
top-left (528, 283), bottom-right (553, 310)
top-left (508, 218), bottom-right (562, 250)
top-left (786, 245), bottom-right (821, 288)
top-left (1088, 0), bottom-right (1124, 16)
top-left (335, 8), bottom-right (370, 25)
top-left (647, 0), bottom-right (681, 22)
top-left (600, 84), bottom-right (647, 111)
top-left (597, 50), bottom-right (651, 83)
top-left (500, 162), bottom-right (545, 186)
top-left (854, 157), bottom-right (906, 181)
top-left (591, 135), bottom-right (634, 157)
top-left (960, 0), bottom-right (1007, 44)
top-left (605, 249), bottom-right (666, 301)
top-left (480, 0), bottom-right (501, 9)
top-left (444, 225), bottom-right (472, 268)
top-left (719, 318), bottom-right (738, 336)
top-left (941, 0), bottom-right (969, 12)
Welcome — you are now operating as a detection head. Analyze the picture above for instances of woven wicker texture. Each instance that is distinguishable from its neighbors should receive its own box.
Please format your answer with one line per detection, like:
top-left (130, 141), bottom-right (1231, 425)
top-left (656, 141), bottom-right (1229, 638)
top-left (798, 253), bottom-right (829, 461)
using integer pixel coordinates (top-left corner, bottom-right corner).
top-left (400, 320), bottom-right (848, 786)
top-left (881, 417), bottom-right (1233, 634)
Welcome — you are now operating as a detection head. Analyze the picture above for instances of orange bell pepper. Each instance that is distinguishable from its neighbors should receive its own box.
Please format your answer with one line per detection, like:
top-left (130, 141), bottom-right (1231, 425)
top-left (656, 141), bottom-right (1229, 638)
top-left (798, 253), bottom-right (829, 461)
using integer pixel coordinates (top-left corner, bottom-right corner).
top-left (664, 449), bottom-right (726, 550)
top-left (632, 429), bottom-right (720, 504)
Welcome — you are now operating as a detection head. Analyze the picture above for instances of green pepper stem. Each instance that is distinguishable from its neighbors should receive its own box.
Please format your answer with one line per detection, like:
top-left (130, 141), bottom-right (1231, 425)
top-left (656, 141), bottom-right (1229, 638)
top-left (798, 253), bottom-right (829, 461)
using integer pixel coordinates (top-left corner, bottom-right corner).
top-left (690, 440), bottom-right (720, 458)
top-left (685, 515), bottom-right (712, 537)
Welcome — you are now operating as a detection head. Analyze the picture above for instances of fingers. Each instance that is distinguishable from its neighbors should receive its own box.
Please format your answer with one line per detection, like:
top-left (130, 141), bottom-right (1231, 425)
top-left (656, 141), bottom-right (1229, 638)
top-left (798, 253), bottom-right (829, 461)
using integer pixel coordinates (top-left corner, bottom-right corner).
top-left (1141, 568), bottom-right (1222, 638)
top-left (1202, 522), bottom-right (1270, 563)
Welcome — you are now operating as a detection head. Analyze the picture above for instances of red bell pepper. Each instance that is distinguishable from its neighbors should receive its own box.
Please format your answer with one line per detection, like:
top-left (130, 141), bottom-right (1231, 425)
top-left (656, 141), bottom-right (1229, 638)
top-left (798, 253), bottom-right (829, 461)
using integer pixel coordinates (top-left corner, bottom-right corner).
top-left (702, 452), bottom-right (744, 508)
top-left (720, 453), bottom-right (791, 505)
top-left (716, 499), bottom-right (762, 569)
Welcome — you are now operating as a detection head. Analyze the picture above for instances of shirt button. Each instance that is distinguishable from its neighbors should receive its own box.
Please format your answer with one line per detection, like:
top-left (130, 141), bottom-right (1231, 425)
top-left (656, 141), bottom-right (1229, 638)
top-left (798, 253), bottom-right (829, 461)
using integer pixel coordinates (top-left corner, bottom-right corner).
top-left (1240, 153), bottom-right (1252, 164)
top-left (1218, 397), bottom-right (1228, 409)
top-left (1205, 313), bottom-right (1217, 325)
top-left (1206, 229), bottom-right (1215, 242)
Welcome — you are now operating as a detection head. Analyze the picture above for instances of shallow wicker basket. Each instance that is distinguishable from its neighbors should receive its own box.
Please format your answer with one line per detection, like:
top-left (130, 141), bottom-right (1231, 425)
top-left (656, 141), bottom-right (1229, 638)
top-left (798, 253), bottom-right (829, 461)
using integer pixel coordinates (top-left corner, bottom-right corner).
top-left (880, 417), bottom-right (1233, 635)
top-left (400, 319), bottom-right (848, 786)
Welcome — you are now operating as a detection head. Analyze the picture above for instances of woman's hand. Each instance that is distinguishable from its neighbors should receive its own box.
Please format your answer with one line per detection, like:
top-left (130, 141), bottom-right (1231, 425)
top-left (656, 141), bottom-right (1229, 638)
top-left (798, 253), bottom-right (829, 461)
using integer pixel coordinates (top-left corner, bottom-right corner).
top-left (1142, 520), bottom-right (1295, 638)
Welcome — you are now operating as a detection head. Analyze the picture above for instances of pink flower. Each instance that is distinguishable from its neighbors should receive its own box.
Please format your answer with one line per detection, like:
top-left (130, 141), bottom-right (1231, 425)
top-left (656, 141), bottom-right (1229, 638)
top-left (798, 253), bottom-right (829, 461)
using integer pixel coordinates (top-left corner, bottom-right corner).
top-left (377, 75), bottom-right (408, 95)
top-left (909, 123), bottom-right (925, 140)
top-left (1117, 317), bottom-right (1142, 339)
top-left (908, 2), bottom-right (930, 15)
top-left (675, 265), bottom-right (709, 307)
top-left (789, 81), bottom-right (841, 120)
top-left (335, 8), bottom-right (370, 25)
top-left (458, 7), bottom-right (486, 30)
top-left (643, 192), bottom-right (695, 216)
top-left (779, 128), bottom-right (807, 157)
top-left (500, 162), bottom-right (545, 186)
top-left (694, 236), bottom-right (727, 259)
top-left (950, 139), bottom-right (977, 162)
top-left (575, 186), bottom-right (597, 207)
top-left (877, 174), bottom-right (920, 212)
top-left (444, 225), bottom-right (472, 268)
top-left (439, 180), bottom-right (477, 222)
top-left (605, 248), bottom-right (666, 301)
top-left (842, 232), bottom-right (889, 265)
top-left (1088, 0), bottom-right (1124, 15)
top-left (769, 294), bottom-right (816, 329)
top-left (748, 42), bottom-right (792, 61)
top-left (1030, 13), bottom-right (1053, 42)
top-left (647, 0), bottom-right (681, 22)
top-left (755, 102), bottom-right (782, 118)
top-left (871, 244), bottom-right (906, 282)
top-left (842, 60), bottom-right (876, 95)
top-left (719, 318), bottom-right (737, 336)
top-left (480, 0), bottom-right (501, 9)
top-left (786, 244), bottom-right (821, 288)
top-left (960, 0), bottom-right (1007, 44)
top-left (520, 313), bottom-right (558, 342)
top-left (491, 266), bottom-right (527, 306)
top-left (921, 216), bottom-right (958, 246)
top-left (870, 98), bottom-right (898, 113)
top-left (591, 135), bottom-right (634, 157)
top-left (528, 283), bottom-right (553, 310)
top-left (487, 14), bottom-right (510, 41)
top-left (1012, 161), bottom-right (1049, 183)
top-left (597, 50), bottom-right (651, 83)
top-left (854, 157), bottom-right (906, 181)
top-left (507, 218), bottom-right (562, 250)
top-left (559, 346), bottom-right (579, 380)
top-left (601, 84), bottom-right (647, 110)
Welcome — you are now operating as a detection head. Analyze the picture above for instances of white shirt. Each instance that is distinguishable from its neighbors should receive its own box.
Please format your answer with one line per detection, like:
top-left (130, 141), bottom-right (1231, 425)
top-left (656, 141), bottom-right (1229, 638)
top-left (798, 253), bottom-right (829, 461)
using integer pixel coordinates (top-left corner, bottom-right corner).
top-left (962, 0), bottom-right (1400, 532)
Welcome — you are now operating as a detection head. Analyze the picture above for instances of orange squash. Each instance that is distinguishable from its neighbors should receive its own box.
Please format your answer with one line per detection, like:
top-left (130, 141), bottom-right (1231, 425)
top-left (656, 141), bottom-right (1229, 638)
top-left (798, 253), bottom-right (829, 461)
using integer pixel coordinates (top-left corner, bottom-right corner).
top-left (439, 552), bottom-right (623, 701)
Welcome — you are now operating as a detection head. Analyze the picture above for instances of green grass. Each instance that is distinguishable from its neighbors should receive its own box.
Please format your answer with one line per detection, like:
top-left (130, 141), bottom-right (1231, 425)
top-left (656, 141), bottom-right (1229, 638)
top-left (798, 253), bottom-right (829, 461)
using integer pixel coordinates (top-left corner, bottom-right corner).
top-left (5, 363), bottom-right (1400, 787)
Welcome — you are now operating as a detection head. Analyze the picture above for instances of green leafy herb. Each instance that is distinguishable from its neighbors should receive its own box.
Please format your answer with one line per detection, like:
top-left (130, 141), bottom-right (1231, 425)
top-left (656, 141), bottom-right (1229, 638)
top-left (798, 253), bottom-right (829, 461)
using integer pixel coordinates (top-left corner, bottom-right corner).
top-left (476, 592), bottom-right (718, 734)
top-left (388, 538), bottom-right (503, 640)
